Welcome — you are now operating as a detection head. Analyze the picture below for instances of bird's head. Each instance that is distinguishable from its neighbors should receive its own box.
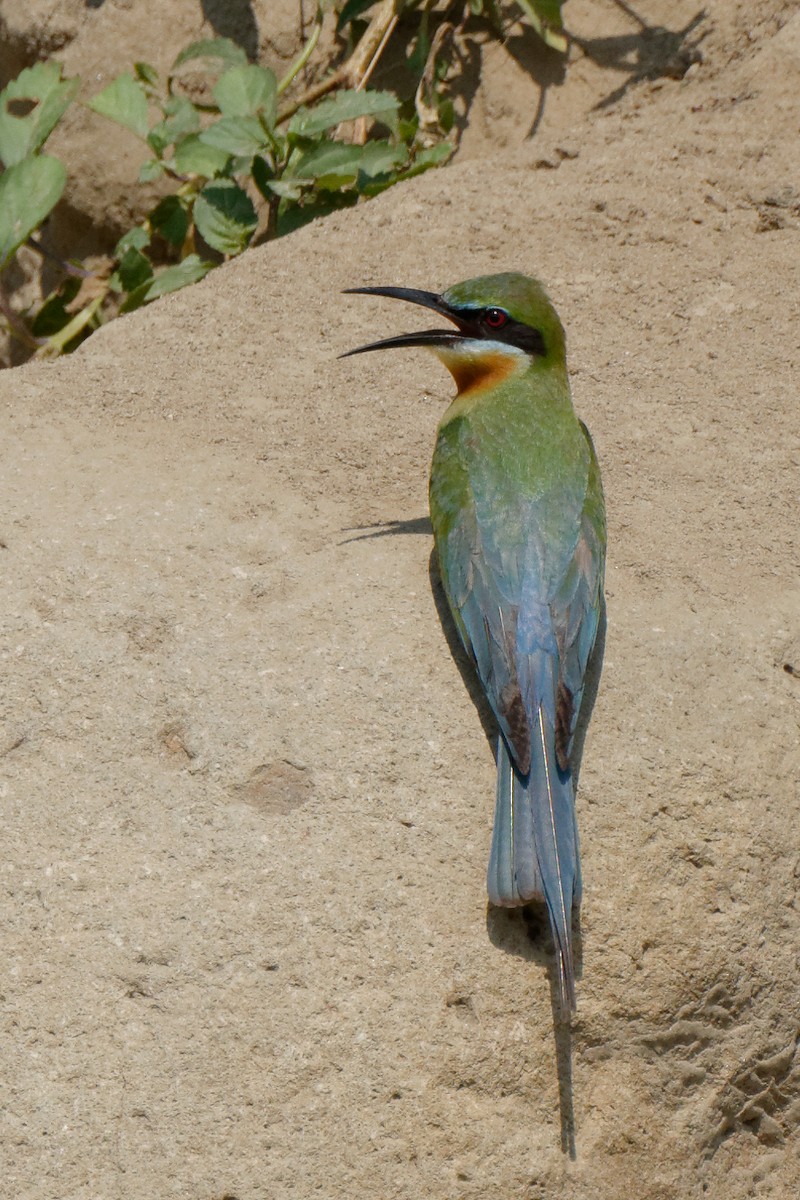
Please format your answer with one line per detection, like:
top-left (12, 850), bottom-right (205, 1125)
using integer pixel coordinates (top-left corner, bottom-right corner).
top-left (342, 272), bottom-right (566, 397)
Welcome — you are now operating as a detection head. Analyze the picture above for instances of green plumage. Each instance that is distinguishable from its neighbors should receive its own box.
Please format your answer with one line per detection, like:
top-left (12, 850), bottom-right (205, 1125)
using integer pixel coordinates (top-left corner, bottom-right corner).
top-left (345, 271), bottom-right (606, 1015)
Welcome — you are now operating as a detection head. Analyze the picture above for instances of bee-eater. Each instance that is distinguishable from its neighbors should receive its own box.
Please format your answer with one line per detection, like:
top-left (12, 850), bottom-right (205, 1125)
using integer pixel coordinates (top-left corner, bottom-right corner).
top-left (343, 273), bottom-right (606, 1015)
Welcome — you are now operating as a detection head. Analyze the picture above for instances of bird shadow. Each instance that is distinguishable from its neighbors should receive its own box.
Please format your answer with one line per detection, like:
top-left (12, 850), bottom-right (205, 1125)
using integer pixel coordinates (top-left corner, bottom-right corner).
top-left (487, 904), bottom-right (582, 1157)
top-left (407, 2), bottom-right (704, 145)
top-left (573, 3), bottom-right (706, 110)
top-left (337, 515), bottom-right (432, 546)
top-left (435, 17), bottom-right (567, 144)
top-left (500, 27), bottom-right (569, 139)
top-left (442, 0), bottom-right (706, 135)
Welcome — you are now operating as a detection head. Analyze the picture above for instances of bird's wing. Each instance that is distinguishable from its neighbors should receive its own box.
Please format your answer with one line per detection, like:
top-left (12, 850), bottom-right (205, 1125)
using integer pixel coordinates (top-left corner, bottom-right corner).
top-left (436, 504), bottom-right (535, 773)
top-left (442, 488), bottom-right (586, 1015)
top-left (548, 423), bottom-right (606, 769)
top-left (437, 465), bottom-right (604, 780)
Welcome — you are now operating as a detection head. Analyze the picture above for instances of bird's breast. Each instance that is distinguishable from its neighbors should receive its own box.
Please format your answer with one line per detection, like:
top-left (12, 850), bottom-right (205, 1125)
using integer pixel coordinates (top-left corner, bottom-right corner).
top-left (430, 394), bottom-right (592, 595)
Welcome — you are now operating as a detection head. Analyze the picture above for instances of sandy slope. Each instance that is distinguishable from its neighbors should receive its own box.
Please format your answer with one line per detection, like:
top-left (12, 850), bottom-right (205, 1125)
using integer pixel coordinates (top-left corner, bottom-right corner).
top-left (2, 8), bottom-right (800, 1199)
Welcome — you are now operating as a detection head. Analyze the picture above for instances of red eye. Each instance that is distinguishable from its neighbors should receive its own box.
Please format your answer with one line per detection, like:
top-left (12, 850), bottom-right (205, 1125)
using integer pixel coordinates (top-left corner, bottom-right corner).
top-left (484, 307), bottom-right (508, 329)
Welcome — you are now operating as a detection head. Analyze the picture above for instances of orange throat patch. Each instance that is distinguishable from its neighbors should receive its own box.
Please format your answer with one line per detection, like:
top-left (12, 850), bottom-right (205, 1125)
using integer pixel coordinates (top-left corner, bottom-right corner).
top-left (435, 346), bottom-right (523, 396)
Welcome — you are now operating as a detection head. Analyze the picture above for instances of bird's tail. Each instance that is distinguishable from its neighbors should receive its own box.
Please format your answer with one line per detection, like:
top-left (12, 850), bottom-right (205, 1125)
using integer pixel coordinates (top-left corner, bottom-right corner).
top-left (487, 706), bottom-right (581, 1015)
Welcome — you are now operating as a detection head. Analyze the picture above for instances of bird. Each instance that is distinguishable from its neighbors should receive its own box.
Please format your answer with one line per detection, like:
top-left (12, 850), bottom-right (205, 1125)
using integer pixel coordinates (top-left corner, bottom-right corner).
top-left (342, 273), bottom-right (606, 1015)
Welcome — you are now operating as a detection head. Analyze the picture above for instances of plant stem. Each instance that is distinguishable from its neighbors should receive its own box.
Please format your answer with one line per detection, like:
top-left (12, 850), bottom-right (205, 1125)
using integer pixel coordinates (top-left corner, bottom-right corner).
top-left (35, 294), bottom-right (103, 357)
top-left (356, 13), bottom-right (399, 90)
top-left (26, 237), bottom-right (94, 279)
top-left (277, 67), bottom-right (345, 124)
top-left (277, 0), bottom-right (403, 123)
top-left (278, 15), bottom-right (323, 96)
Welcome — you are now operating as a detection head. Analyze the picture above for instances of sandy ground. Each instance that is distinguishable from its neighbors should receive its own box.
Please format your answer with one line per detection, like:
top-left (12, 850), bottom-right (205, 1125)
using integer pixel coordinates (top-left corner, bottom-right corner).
top-left (2, 4), bottom-right (800, 1198)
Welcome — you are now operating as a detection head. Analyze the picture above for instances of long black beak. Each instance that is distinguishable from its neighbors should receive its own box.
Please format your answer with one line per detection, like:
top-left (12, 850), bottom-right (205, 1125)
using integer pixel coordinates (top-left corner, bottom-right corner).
top-left (340, 285), bottom-right (472, 357)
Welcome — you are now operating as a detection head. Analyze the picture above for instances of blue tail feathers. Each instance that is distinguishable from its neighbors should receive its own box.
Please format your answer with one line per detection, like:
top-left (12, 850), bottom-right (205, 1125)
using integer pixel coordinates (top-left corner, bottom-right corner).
top-left (487, 707), bottom-right (581, 1014)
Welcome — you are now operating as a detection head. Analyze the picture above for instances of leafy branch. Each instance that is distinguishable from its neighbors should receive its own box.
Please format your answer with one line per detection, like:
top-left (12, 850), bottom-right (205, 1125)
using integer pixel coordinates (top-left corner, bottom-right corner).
top-left (0, 1), bottom-right (567, 362)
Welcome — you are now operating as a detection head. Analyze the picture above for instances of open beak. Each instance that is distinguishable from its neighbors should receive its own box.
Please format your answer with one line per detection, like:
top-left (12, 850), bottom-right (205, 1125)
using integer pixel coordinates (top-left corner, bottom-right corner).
top-left (340, 286), bottom-right (475, 357)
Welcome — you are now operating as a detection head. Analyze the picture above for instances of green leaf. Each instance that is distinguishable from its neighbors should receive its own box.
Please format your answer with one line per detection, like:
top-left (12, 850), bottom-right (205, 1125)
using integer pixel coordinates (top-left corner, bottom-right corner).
top-left (115, 225), bottom-right (150, 256)
top-left (199, 115), bottom-right (266, 157)
top-left (357, 139), bottom-right (452, 198)
top-left (0, 154), bottom-right (66, 268)
top-left (291, 139), bottom-right (367, 183)
top-left (120, 254), bottom-right (212, 312)
top-left (149, 195), bottom-right (190, 246)
top-left (291, 138), bottom-right (407, 191)
top-left (147, 94), bottom-right (200, 153)
top-left (111, 246), bottom-right (153, 293)
top-left (87, 73), bottom-right (150, 139)
top-left (407, 25), bottom-right (432, 76)
top-left (288, 89), bottom-right (399, 139)
top-left (336, 0), bottom-right (379, 29)
top-left (142, 255), bottom-right (212, 300)
top-left (0, 62), bottom-right (79, 167)
top-left (354, 140), bottom-right (407, 178)
top-left (134, 62), bottom-right (160, 90)
top-left (275, 191), bottom-right (357, 238)
top-left (437, 97), bottom-right (455, 134)
top-left (398, 116), bottom-right (419, 143)
top-left (173, 133), bottom-right (230, 177)
top-left (171, 38), bottom-right (249, 74)
top-left (229, 152), bottom-right (260, 177)
top-left (193, 178), bottom-right (257, 255)
top-left (264, 179), bottom-right (305, 201)
top-left (408, 141), bottom-right (453, 171)
top-left (516, 0), bottom-right (568, 53)
top-left (146, 127), bottom-right (170, 157)
top-left (138, 159), bottom-right (165, 183)
top-left (30, 277), bottom-right (82, 337)
top-left (213, 65), bottom-right (277, 128)
top-left (164, 94), bottom-right (201, 127)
